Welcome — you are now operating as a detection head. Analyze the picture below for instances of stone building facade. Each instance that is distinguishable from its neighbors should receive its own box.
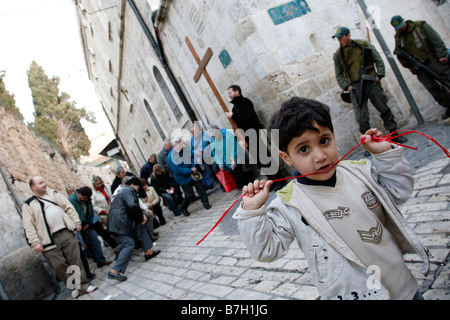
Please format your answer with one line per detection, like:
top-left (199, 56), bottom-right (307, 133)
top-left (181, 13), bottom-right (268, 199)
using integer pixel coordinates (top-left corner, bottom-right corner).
top-left (74, 0), bottom-right (449, 172)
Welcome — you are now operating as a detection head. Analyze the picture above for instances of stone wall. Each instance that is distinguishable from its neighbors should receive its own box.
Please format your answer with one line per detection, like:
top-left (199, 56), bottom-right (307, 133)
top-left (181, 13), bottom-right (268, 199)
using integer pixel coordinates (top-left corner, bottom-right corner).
top-left (0, 106), bottom-right (116, 299)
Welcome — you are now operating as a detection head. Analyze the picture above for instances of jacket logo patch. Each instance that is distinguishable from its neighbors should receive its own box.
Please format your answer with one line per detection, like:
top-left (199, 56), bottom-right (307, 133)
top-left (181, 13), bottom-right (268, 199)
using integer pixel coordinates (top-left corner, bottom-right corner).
top-left (323, 206), bottom-right (350, 220)
top-left (357, 222), bottom-right (383, 244)
top-left (361, 191), bottom-right (379, 209)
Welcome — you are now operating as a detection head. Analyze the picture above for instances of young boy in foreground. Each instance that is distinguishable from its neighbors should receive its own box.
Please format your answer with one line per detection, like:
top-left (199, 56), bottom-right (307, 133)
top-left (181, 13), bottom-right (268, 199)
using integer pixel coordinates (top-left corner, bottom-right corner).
top-left (233, 97), bottom-right (430, 300)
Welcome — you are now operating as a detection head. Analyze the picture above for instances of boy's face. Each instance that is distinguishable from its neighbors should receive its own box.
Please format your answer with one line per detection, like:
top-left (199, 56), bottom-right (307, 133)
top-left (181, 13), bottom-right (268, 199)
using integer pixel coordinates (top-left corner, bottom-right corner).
top-left (279, 123), bottom-right (339, 181)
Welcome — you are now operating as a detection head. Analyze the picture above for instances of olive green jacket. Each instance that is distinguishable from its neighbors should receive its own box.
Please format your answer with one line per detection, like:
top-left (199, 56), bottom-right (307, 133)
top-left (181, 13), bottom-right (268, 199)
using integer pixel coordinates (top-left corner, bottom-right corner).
top-left (394, 20), bottom-right (447, 68)
top-left (333, 39), bottom-right (385, 90)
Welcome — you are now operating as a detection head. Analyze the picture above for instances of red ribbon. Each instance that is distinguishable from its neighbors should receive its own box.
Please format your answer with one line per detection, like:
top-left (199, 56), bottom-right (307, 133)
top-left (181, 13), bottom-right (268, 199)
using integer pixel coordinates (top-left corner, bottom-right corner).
top-left (196, 129), bottom-right (449, 245)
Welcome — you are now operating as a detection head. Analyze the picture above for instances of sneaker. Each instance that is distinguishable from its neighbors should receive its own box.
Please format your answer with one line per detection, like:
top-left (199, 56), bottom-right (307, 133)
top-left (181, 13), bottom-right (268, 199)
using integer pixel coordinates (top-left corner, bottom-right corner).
top-left (86, 285), bottom-right (98, 294)
top-left (71, 289), bottom-right (80, 299)
top-left (108, 271), bottom-right (127, 281)
top-left (204, 204), bottom-right (212, 210)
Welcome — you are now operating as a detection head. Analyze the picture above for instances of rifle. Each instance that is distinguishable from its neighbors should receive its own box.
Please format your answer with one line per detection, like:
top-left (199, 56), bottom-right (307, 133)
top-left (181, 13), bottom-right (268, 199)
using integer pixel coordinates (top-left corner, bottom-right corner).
top-left (394, 46), bottom-right (450, 95)
top-left (355, 47), bottom-right (376, 106)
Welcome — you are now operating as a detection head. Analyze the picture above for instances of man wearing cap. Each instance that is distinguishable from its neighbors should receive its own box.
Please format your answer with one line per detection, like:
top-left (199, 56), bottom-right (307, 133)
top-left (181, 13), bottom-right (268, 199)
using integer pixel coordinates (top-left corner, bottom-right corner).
top-left (332, 27), bottom-right (406, 148)
top-left (391, 15), bottom-right (450, 120)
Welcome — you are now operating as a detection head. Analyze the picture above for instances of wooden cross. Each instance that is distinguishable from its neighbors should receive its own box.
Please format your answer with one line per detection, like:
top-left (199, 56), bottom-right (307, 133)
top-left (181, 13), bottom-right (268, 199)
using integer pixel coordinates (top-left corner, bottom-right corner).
top-left (185, 36), bottom-right (247, 147)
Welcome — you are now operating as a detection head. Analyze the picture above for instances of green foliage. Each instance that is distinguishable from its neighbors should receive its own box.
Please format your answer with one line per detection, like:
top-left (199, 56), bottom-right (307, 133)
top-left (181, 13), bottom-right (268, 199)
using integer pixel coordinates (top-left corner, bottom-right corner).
top-left (27, 61), bottom-right (96, 158)
top-left (0, 70), bottom-right (24, 121)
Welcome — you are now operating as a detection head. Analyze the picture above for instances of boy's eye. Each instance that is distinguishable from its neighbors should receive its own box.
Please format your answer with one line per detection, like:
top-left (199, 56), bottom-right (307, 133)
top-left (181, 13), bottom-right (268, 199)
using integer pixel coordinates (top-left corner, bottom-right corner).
top-left (320, 138), bottom-right (329, 145)
top-left (299, 146), bottom-right (309, 153)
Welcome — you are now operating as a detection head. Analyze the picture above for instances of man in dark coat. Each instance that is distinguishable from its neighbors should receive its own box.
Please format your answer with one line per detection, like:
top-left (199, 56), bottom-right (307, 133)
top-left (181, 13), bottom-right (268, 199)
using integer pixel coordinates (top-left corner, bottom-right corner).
top-left (140, 153), bottom-right (157, 182)
top-left (226, 85), bottom-right (286, 191)
top-left (391, 15), bottom-right (450, 120)
top-left (107, 177), bottom-right (160, 281)
top-left (111, 166), bottom-right (133, 194)
top-left (226, 85), bottom-right (263, 132)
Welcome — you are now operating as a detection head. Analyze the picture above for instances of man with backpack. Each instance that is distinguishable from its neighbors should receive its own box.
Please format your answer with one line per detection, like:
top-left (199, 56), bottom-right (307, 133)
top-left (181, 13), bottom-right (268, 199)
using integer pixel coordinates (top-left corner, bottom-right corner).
top-left (333, 27), bottom-right (407, 156)
top-left (391, 15), bottom-right (450, 120)
top-left (332, 26), bottom-right (406, 152)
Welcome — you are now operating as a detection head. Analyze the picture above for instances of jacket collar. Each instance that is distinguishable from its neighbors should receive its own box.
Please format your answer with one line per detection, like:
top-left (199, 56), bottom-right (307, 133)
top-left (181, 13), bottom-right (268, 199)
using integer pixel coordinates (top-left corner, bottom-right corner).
top-left (230, 94), bottom-right (244, 105)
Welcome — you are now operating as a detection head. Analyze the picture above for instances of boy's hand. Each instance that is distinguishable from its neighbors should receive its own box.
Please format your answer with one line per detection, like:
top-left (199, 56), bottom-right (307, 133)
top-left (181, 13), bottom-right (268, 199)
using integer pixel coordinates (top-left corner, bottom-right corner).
top-left (242, 179), bottom-right (273, 211)
top-left (361, 128), bottom-right (392, 155)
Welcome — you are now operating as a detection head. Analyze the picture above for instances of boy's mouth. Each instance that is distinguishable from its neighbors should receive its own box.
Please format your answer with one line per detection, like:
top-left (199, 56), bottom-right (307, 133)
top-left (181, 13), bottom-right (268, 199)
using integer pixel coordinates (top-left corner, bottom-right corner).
top-left (318, 164), bottom-right (334, 173)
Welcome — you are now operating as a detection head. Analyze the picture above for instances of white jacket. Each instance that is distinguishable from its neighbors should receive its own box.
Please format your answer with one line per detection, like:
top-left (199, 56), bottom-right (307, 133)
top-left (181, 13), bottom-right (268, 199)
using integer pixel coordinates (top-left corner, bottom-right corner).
top-left (233, 147), bottom-right (430, 300)
top-left (92, 184), bottom-right (113, 215)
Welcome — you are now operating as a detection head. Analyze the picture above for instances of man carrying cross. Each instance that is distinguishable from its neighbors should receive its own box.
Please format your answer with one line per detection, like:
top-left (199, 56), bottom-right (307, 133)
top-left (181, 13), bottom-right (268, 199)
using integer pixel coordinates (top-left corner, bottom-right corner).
top-left (226, 85), bottom-right (287, 191)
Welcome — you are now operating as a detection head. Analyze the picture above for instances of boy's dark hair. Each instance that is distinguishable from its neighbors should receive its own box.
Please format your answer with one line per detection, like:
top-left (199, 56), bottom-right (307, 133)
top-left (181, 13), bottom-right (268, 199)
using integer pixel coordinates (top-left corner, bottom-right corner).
top-left (269, 97), bottom-right (334, 152)
top-left (78, 186), bottom-right (93, 198)
top-left (126, 176), bottom-right (141, 187)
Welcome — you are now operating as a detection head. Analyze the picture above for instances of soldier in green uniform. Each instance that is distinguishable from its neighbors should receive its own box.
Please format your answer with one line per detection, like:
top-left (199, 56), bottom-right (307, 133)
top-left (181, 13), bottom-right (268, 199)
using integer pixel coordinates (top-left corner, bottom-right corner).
top-left (332, 27), bottom-right (407, 150)
top-left (391, 15), bottom-right (450, 120)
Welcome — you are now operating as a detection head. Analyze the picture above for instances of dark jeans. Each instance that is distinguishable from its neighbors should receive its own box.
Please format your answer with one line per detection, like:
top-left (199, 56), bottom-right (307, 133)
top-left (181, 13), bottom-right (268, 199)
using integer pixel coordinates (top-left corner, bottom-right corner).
top-left (151, 203), bottom-right (165, 227)
top-left (112, 226), bottom-right (153, 274)
top-left (80, 229), bottom-right (107, 267)
top-left (160, 192), bottom-right (181, 214)
top-left (91, 221), bottom-right (118, 248)
top-left (180, 179), bottom-right (209, 210)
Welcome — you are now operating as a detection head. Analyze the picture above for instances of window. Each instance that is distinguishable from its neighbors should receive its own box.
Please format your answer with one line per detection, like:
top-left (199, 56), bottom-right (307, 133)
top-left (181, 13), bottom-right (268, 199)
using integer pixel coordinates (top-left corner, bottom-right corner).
top-left (108, 21), bottom-right (113, 41)
top-left (134, 137), bottom-right (146, 163)
top-left (153, 66), bottom-right (182, 120)
top-left (144, 99), bottom-right (166, 141)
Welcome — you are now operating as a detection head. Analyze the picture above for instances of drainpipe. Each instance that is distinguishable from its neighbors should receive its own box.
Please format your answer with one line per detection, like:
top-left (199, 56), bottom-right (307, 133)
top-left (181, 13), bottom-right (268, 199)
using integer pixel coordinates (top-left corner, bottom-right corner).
top-left (127, 0), bottom-right (198, 123)
top-left (356, 0), bottom-right (424, 125)
top-left (116, 0), bottom-right (126, 136)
